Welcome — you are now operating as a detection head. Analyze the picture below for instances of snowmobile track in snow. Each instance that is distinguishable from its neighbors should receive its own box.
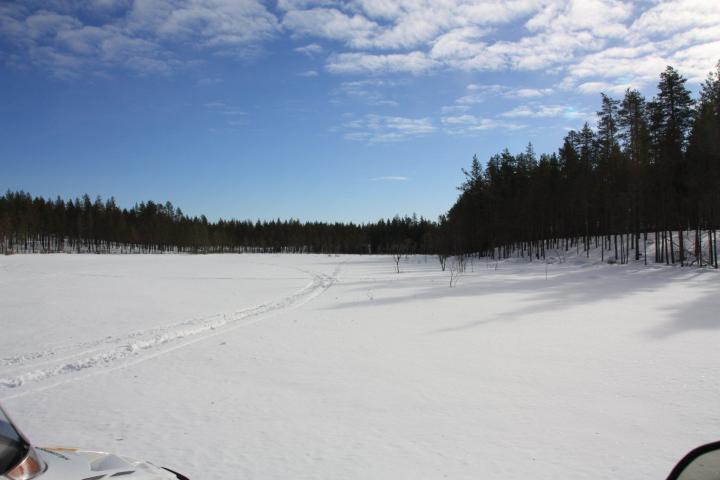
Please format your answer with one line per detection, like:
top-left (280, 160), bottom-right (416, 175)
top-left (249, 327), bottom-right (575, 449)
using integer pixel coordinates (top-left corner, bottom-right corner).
top-left (0, 262), bottom-right (341, 398)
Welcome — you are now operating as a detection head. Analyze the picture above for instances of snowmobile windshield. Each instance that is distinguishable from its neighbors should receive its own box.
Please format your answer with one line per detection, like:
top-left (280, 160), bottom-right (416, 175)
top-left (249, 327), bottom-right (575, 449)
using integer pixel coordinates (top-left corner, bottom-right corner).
top-left (0, 406), bottom-right (29, 474)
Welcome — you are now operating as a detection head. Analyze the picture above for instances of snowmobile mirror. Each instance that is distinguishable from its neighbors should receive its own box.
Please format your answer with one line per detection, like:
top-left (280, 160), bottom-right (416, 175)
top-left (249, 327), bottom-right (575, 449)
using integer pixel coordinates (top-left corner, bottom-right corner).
top-left (667, 441), bottom-right (720, 480)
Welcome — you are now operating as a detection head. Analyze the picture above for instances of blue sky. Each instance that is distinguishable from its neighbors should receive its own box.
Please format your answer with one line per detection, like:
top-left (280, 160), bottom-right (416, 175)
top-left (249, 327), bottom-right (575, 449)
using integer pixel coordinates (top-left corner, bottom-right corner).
top-left (1, 0), bottom-right (718, 222)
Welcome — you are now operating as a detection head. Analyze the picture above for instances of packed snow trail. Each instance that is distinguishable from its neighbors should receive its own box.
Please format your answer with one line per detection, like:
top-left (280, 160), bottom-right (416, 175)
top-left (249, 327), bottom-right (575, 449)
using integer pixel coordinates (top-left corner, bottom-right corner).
top-left (0, 262), bottom-right (341, 397)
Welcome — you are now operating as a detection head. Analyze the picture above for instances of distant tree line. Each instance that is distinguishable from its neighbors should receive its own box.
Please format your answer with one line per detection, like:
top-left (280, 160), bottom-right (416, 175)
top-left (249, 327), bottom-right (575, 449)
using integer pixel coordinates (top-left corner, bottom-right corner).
top-left (0, 192), bottom-right (438, 255)
top-left (446, 62), bottom-right (720, 267)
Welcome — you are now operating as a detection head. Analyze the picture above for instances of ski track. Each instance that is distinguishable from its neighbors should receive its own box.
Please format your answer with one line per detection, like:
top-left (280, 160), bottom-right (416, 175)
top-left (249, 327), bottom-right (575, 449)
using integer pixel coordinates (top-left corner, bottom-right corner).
top-left (0, 262), bottom-right (341, 397)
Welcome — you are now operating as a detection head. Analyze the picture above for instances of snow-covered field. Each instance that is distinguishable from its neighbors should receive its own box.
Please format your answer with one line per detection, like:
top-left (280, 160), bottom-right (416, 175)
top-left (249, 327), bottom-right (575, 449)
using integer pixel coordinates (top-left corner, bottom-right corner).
top-left (1, 253), bottom-right (719, 479)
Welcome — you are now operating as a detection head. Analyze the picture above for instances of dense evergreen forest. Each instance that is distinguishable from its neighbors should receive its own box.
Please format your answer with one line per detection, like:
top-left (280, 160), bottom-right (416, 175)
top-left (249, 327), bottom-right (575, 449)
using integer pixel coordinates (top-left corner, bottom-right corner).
top-left (1, 62), bottom-right (719, 266)
top-left (446, 62), bottom-right (720, 267)
top-left (0, 191), bottom-right (438, 255)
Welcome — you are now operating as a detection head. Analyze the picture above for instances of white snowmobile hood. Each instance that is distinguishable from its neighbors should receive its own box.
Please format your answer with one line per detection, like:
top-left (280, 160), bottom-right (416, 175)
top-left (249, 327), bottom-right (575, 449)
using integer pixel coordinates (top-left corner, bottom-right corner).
top-left (34, 447), bottom-right (184, 480)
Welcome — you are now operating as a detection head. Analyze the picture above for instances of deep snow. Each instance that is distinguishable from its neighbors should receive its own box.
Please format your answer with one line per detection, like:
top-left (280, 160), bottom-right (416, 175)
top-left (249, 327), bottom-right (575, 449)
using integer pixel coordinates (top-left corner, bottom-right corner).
top-left (1, 253), bottom-right (719, 479)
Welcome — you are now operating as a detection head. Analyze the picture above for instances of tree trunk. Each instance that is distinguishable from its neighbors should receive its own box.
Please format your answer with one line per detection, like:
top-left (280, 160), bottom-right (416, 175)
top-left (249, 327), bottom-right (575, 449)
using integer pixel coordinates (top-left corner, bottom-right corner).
top-left (678, 228), bottom-right (684, 266)
top-left (668, 230), bottom-right (675, 264)
top-left (614, 234), bottom-right (618, 261)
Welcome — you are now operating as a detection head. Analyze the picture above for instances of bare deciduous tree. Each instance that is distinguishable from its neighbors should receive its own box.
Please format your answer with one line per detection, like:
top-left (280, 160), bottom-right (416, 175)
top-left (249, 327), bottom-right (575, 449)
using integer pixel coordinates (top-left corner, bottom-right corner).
top-left (438, 254), bottom-right (448, 271)
top-left (449, 257), bottom-right (462, 287)
top-left (393, 253), bottom-right (402, 273)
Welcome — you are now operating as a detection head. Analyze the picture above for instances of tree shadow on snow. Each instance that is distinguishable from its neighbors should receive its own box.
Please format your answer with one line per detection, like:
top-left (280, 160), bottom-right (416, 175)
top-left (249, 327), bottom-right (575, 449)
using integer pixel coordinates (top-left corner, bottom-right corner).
top-left (329, 261), bottom-right (718, 337)
top-left (645, 280), bottom-right (720, 338)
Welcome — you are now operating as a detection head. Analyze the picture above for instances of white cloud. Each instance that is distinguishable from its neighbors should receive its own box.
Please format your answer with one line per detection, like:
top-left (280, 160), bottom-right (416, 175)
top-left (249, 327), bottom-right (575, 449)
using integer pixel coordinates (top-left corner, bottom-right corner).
top-left (280, 0), bottom-right (633, 75)
top-left (375, 99), bottom-right (400, 107)
top-left (525, 0), bottom-right (632, 38)
top-left (561, 44), bottom-right (669, 92)
top-left (299, 69), bottom-right (319, 77)
top-left (3, 0), bottom-right (719, 99)
top-left (631, 0), bottom-right (720, 36)
top-left (356, 0), bottom-right (537, 51)
top-left (670, 39), bottom-right (720, 83)
top-left (441, 104), bottom-right (470, 114)
top-left (25, 11), bottom-right (82, 40)
top-left (332, 79), bottom-right (401, 106)
top-left (440, 115), bottom-right (526, 135)
top-left (279, 0), bottom-right (719, 100)
top-left (576, 80), bottom-right (639, 95)
top-left (282, 7), bottom-right (379, 48)
top-left (134, 0), bottom-right (279, 48)
top-left (343, 114), bottom-right (435, 142)
top-left (326, 51), bottom-right (437, 74)
top-left (441, 114), bottom-right (481, 125)
top-left (501, 104), bottom-right (587, 119)
top-left (559, 1), bottom-right (720, 92)
top-left (515, 88), bottom-right (552, 98)
top-left (372, 176), bottom-right (409, 181)
top-left (454, 84), bottom-right (552, 104)
top-left (429, 26), bottom-right (490, 61)
top-left (0, 0), bottom-right (280, 76)
top-left (282, 1), bottom-right (540, 50)
top-left (294, 42), bottom-right (323, 56)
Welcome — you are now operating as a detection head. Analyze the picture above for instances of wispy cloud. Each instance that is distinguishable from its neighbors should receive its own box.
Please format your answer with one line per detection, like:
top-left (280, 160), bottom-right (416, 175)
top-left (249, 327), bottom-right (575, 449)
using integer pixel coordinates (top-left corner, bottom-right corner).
top-left (343, 114), bottom-right (435, 142)
top-left (332, 79), bottom-right (402, 107)
top-left (440, 105), bottom-right (470, 114)
top-left (372, 176), bottom-right (409, 181)
top-left (501, 104), bottom-right (587, 119)
top-left (203, 101), bottom-right (226, 109)
top-left (279, 0), bottom-right (720, 95)
top-left (375, 100), bottom-right (400, 107)
top-left (440, 114), bottom-right (525, 135)
top-left (203, 100), bottom-right (248, 130)
top-left (280, 1), bottom-right (538, 51)
top-left (455, 84), bottom-right (553, 105)
top-left (326, 51), bottom-right (437, 75)
top-left (280, 0), bottom-right (631, 77)
top-left (221, 109), bottom-right (247, 116)
top-left (441, 114), bottom-right (483, 125)
top-left (576, 80), bottom-right (640, 95)
top-left (515, 88), bottom-right (554, 98)
top-left (298, 69), bottom-right (319, 77)
top-left (2, 0), bottom-right (719, 101)
top-left (0, 0), bottom-right (280, 77)
top-left (294, 43), bottom-right (323, 56)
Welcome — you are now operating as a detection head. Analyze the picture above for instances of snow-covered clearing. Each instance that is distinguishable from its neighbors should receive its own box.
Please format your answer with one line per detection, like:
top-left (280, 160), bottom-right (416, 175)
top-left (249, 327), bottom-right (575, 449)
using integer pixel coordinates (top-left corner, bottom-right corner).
top-left (1, 253), bottom-right (719, 479)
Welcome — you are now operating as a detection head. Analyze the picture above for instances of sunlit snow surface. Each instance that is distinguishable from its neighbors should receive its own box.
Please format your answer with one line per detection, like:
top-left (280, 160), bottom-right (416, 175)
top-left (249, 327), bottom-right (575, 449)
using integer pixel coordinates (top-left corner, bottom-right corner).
top-left (1, 253), bottom-right (719, 479)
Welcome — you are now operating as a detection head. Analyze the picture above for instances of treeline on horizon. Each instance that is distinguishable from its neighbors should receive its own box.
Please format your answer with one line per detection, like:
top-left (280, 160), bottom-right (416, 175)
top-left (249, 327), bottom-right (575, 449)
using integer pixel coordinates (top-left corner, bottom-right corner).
top-left (445, 61), bottom-right (720, 267)
top-left (0, 191), bottom-right (438, 254)
top-left (1, 61), bottom-right (719, 266)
